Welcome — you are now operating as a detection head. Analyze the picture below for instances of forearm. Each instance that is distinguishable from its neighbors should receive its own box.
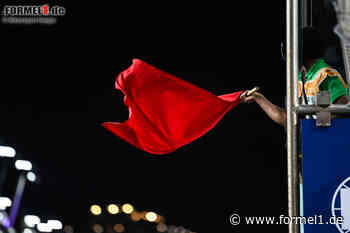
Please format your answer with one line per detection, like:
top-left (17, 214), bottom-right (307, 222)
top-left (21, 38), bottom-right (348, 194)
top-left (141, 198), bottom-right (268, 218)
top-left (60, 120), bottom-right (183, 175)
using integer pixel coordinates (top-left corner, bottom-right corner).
top-left (255, 95), bottom-right (286, 127)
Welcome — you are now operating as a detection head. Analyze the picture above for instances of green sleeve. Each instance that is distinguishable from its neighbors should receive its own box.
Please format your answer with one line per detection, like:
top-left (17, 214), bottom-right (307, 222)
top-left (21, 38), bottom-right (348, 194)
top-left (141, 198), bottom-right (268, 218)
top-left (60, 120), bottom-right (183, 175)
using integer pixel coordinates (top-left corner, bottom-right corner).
top-left (319, 75), bottom-right (348, 103)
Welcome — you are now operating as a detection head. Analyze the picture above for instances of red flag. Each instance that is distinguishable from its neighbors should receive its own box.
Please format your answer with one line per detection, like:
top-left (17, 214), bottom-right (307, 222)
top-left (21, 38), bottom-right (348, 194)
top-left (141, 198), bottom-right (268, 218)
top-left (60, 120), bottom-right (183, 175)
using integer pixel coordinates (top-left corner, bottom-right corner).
top-left (102, 59), bottom-right (243, 155)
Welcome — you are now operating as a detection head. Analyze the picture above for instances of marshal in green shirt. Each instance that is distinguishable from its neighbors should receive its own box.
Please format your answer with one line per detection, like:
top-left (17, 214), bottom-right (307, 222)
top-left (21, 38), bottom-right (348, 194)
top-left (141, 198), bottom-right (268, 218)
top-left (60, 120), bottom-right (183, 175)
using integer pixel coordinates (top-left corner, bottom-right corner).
top-left (297, 59), bottom-right (348, 104)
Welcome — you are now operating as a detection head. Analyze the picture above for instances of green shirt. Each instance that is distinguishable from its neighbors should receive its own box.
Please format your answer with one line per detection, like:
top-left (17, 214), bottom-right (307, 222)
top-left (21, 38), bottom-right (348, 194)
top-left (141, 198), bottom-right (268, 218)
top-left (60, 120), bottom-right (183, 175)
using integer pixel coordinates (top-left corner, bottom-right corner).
top-left (297, 59), bottom-right (348, 104)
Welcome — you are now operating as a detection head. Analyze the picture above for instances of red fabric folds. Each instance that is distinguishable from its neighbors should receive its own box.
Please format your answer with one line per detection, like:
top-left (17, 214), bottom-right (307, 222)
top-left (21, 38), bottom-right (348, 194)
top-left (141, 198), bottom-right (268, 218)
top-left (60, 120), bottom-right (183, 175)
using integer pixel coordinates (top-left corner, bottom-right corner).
top-left (102, 59), bottom-right (243, 155)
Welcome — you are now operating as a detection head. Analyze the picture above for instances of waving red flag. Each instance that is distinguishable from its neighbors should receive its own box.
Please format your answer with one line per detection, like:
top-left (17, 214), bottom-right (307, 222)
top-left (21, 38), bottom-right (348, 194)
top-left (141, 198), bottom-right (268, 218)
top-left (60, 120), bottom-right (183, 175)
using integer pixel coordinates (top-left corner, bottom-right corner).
top-left (102, 59), bottom-right (243, 155)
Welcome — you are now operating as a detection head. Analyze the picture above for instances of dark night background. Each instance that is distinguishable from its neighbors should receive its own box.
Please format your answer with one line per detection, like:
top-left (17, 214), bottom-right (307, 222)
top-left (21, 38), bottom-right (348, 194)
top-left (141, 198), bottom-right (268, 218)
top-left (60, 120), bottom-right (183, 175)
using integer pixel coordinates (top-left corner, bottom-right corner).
top-left (0, 1), bottom-right (345, 232)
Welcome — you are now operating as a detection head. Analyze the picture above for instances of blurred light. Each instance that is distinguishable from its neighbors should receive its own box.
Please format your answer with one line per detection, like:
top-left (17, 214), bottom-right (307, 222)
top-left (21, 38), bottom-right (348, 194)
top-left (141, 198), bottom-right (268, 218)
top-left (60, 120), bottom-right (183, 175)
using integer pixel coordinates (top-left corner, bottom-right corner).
top-left (175, 226), bottom-right (186, 233)
top-left (92, 224), bottom-right (103, 233)
top-left (37, 223), bottom-right (52, 232)
top-left (64, 225), bottom-right (74, 233)
top-left (2, 216), bottom-right (10, 228)
top-left (155, 215), bottom-right (164, 223)
top-left (167, 225), bottom-right (176, 233)
top-left (113, 224), bottom-right (125, 233)
top-left (156, 223), bottom-right (167, 232)
top-left (15, 160), bottom-right (32, 171)
top-left (23, 228), bottom-right (33, 233)
top-left (145, 212), bottom-right (157, 222)
top-left (26, 172), bottom-right (36, 182)
top-left (107, 204), bottom-right (119, 214)
top-left (90, 205), bottom-right (102, 215)
top-left (140, 211), bottom-right (147, 220)
top-left (0, 212), bottom-right (4, 221)
top-left (0, 146), bottom-right (15, 158)
top-left (130, 211), bottom-right (142, 222)
top-left (121, 204), bottom-right (134, 214)
top-left (24, 215), bottom-right (40, 227)
top-left (8, 228), bottom-right (16, 233)
top-left (47, 220), bottom-right (63, 230)
top-left (0, 197), bottom-right (12, 209)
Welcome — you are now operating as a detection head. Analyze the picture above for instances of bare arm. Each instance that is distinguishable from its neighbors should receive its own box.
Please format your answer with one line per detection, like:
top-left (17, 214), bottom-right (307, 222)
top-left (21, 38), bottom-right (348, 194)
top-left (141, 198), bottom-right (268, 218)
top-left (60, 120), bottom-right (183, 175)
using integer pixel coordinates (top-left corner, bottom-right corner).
top-left (241, 91), bottom-right (286, 128)
top-left (240, 90), bottom-right (347, 127)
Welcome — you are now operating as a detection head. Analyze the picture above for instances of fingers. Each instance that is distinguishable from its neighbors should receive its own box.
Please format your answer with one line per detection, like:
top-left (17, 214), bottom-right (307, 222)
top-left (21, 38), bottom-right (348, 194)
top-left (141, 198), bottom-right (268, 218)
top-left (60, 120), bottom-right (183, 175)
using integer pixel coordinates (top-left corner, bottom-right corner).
top-left (241, 96), bottom-right (255, 103)
top-left (246, 86), bottom-right (260, 96)
top-left (240, 93), bottom-right (255, 103)
top-left (240, 91), bottom-right (249, 98)
top-left (240, 88), bottom-right (262, 104)
top-left (240, 87), bottom-right (260, 99)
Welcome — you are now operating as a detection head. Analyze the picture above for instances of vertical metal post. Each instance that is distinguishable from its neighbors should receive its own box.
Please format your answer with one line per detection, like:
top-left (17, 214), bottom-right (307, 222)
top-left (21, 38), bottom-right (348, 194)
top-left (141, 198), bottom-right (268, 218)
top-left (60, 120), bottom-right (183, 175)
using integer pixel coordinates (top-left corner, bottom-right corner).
top-left (287, 0), bottom-right (300, 233)
top-left (301, 0), bottom-right (313, 27)
top-left (302, 0), bottom-right (308, 27)
top-left (309, 0), bottom-right (313, 26)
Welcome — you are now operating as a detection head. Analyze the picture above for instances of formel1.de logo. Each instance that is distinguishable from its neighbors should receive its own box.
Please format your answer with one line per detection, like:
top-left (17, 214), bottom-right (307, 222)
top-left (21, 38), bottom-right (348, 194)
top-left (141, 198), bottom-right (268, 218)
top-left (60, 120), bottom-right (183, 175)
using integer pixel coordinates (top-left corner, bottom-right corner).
top-left (332, 176), bottom-right (350, 233)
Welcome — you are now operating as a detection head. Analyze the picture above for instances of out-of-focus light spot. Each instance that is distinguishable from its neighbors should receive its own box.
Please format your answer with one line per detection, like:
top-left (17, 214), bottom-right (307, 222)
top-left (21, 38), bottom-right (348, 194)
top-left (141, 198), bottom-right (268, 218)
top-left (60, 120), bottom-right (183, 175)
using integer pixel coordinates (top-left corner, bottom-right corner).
top-left (0, 146), bottom-right (15, 158)
top-left (8, 228), bottom-right (16, 233)
top-left (47, 220), bottom-right (63, 230)
top-left (64, 225), bottom-right (74, 233)
top-left (26, 172), bottom-right (36, 182)
top-left (130, 211), bottom-right (142, 222)
top-left (145, 212), bottom-right (157, 222)
top-left (37, 223), bottom-right (52, 232)
top-left (113, 224), bottom-right (125, 233)
top-left (121, 204), bottom-right (134, 214)
top-left (24, 215), bottom-right (40, 227)
top-left (0, 197), bottom-right (12, 209)
top-left (2, 216), bottom-right (10, 228)
top-left (140, 211), bottom-right (147, 220)
top-left (156, 223), bottom-right (167, 232)
top-left (107, 204), bottom-right (119, 214)
top-left (92, 224), bottom-right (103, 233)
top-left (155, 215), bottom-right (165, 223)
top-left (15, 160), bottom-right (32, 171)
top-left (23, 228), bottom-right (33, 233)
top-left (0, 212), bottom-right (4, 221)
top-left (90, 205), bottom-right (102, 215)
top-left (175, 226), bottom-right (186, 233)
top-left (167, 225), bottom-right (176, 233)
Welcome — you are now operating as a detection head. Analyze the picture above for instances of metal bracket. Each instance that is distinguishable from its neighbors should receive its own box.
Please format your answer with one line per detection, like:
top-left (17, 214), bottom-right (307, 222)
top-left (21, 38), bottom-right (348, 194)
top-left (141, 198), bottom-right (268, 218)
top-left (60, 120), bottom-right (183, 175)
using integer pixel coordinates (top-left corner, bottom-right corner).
top-left (316, 111), bottom-right (331, 127)
top-left (316, 91), bottom-right (331, 127)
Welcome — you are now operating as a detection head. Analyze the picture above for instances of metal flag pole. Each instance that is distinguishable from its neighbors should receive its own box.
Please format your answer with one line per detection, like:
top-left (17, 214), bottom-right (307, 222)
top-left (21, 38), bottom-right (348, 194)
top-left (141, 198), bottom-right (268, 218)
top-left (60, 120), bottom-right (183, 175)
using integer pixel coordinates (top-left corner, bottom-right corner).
top-left (286, 0), bottom-right (299, 232)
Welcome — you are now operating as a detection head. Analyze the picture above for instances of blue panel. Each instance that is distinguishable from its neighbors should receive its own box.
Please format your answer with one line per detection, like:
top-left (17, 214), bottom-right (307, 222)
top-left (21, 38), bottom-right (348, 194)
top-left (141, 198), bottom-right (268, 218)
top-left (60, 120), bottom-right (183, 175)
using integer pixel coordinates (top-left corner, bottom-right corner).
top-left (302, 119), bottom-right (350, 233)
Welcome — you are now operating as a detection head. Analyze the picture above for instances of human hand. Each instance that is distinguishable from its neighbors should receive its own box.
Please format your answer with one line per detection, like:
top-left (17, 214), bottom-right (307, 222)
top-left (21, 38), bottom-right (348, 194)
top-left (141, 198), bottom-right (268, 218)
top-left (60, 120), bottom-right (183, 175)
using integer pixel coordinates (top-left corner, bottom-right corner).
top-left (240, 87), bottom-right (262, 103)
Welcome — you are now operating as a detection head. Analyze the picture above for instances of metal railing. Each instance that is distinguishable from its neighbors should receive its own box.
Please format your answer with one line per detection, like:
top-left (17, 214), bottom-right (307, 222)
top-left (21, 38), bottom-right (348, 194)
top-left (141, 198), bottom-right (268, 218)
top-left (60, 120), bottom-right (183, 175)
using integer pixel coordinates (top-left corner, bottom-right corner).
top-left (286, 1), bottom-right (350, 233)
